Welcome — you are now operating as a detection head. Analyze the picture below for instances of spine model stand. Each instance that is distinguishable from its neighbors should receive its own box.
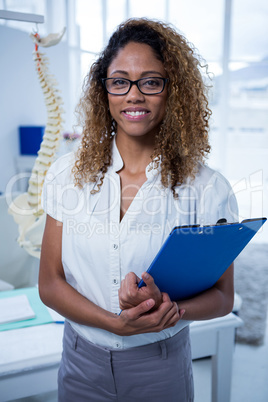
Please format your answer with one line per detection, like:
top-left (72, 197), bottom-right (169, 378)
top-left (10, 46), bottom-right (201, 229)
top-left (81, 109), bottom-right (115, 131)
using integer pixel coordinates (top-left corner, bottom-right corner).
top-left (8, 28), bottom-right (66, 258)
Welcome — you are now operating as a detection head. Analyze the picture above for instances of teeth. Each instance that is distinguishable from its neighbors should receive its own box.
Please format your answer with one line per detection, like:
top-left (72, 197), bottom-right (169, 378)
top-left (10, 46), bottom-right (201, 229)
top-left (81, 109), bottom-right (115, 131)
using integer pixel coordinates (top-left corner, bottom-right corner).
top-left (125, 111), bottom-right (147, 116)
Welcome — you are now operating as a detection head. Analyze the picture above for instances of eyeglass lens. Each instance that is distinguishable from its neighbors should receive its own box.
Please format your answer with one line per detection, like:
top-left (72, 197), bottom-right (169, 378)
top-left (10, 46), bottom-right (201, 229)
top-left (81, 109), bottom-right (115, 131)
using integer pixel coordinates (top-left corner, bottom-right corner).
top-left (105, 77), bottom-right (165, 95)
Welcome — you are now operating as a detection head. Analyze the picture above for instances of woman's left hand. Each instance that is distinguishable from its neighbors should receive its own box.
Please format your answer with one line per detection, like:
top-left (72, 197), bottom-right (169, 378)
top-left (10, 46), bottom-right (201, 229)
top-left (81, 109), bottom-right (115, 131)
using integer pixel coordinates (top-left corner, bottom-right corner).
top-left (119, 272), bottom-right (162, 311)
top-left (116, 292), bottom-right (185, 336)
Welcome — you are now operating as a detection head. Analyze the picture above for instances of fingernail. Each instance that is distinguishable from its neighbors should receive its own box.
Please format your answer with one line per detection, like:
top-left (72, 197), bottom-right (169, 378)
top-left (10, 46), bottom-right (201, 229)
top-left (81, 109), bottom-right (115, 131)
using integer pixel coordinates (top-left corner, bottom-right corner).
top-left (180, 309), bottom-right (185, 316)
top-left (146, 299), bottom-right (154, 307)
top-left (143, 273), bottom-right (149, 280)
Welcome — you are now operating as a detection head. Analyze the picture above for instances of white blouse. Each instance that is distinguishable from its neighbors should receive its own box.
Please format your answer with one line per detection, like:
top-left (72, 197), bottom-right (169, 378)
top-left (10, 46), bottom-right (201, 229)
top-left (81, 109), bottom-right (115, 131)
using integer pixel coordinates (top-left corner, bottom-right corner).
top-left (42, 137), bottom-right (238, 349)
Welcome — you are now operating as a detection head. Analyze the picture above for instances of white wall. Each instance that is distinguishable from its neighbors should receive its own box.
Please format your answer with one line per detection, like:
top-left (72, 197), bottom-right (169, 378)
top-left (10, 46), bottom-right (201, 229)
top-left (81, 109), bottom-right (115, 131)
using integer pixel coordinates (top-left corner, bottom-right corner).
top-left (0, 25), bottom-right (70, 193)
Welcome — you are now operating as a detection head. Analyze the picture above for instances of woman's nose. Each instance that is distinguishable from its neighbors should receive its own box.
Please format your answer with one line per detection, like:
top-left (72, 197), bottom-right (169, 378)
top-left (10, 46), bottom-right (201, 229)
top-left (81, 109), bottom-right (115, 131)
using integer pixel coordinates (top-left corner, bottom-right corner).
top-left (125, 83), bottom-right (145, 102)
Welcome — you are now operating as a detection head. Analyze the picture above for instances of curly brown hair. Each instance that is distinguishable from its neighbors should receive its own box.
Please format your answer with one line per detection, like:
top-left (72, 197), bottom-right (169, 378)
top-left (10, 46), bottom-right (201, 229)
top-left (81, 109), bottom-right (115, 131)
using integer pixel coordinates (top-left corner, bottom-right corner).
top-left (73, 18), bottom-right (211, 196)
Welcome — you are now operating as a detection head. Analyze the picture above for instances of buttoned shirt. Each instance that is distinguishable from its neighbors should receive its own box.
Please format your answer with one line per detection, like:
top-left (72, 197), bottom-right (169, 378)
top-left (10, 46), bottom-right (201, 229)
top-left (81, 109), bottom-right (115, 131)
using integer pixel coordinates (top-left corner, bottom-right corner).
top-left (42, 137), bottom-right (238, 349)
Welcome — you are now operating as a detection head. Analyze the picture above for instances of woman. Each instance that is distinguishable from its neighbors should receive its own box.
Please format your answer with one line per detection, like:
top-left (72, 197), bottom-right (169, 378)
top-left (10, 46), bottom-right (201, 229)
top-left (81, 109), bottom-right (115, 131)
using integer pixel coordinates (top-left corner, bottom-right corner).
top-left (39, 18), bottom-right (238, 401)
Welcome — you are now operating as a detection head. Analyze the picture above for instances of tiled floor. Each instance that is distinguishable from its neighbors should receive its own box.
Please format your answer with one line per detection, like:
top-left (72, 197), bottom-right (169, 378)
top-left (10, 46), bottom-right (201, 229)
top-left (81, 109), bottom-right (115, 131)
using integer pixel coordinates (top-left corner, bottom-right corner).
top-left (193, 313), bottom-right (268, 402)
top-left (14, 314), bottom-right (268, 402)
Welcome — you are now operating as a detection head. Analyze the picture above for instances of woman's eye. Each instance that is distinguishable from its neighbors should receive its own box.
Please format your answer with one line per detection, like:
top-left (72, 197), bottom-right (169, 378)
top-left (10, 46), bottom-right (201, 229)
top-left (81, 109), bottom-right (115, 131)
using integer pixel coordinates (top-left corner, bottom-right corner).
top-left (112, 79), bottom-right (128, 87)
top-left (142, 79), bottom-right (161, 87)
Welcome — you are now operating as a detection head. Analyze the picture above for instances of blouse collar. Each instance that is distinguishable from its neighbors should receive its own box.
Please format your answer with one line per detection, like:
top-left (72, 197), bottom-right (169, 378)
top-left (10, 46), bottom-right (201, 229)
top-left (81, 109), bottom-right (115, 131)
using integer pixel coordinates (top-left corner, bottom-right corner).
top-left (111, 136), bottom-right (161, 181)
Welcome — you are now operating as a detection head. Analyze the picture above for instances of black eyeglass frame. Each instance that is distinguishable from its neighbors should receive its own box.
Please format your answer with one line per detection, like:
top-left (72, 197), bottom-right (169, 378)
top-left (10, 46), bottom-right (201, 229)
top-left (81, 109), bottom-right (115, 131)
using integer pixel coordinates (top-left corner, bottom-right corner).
top-left (102, 77), bottom-right (168, 95)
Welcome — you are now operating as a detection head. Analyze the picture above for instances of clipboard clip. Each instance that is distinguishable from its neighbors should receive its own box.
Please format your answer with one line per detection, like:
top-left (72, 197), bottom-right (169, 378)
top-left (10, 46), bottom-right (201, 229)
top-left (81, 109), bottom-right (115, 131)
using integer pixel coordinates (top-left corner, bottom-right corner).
top-left (216, 218), bottom-right (227, 225)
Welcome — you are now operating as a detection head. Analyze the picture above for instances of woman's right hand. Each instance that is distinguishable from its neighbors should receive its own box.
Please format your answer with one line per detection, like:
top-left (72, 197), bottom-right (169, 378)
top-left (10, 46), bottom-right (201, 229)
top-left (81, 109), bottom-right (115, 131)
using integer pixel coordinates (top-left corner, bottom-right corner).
top-left (115, 292), bottom-right (185, 336)
top-left (119, 271), bottom-right (162, 311)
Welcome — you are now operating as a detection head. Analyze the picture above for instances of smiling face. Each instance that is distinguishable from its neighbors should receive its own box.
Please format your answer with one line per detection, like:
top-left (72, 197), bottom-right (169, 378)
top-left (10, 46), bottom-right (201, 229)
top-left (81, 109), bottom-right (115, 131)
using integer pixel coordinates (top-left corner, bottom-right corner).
top-left (106, 42), bottom-right (168, 142)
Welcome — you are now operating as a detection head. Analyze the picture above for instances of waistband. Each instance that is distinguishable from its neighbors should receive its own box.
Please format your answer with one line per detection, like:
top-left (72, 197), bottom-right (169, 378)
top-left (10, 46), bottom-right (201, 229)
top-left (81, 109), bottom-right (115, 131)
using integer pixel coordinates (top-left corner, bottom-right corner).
top-left (64, 321), bottom-right (190, 364)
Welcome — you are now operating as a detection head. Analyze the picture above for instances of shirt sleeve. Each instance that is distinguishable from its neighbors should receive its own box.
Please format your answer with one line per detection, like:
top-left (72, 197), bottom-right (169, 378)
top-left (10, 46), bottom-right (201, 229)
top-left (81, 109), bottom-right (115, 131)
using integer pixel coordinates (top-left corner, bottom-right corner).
top-left (198, 170), bottom-right (239, 225)
top-left (41, 153), bottom-right (75, 222)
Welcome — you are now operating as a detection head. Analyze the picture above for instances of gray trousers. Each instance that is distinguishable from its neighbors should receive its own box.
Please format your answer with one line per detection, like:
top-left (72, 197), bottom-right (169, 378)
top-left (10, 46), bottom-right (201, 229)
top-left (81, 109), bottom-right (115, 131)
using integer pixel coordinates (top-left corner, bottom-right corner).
top-left (58, 322), bottom-right (194, 402)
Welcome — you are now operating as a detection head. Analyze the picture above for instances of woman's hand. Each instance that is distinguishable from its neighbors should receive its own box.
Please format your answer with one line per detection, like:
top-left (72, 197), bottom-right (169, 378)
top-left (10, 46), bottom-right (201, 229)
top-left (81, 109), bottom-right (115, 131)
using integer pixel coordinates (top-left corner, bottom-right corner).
top-left (119, 272), bottom-right (162, 311)
top-left (116, 292), bottom-right (185, 336)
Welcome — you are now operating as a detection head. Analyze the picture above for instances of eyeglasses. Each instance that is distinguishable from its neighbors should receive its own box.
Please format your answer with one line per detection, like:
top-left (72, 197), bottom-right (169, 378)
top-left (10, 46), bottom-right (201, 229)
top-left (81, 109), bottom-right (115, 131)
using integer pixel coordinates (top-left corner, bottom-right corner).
top-left (102, 77), bottom-right (168, 95)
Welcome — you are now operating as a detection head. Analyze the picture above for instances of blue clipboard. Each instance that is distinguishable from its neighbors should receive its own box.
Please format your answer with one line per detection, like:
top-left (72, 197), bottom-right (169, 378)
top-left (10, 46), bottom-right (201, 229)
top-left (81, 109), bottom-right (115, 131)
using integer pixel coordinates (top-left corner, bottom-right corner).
top-left (138, 218), bottom-right (267, 300)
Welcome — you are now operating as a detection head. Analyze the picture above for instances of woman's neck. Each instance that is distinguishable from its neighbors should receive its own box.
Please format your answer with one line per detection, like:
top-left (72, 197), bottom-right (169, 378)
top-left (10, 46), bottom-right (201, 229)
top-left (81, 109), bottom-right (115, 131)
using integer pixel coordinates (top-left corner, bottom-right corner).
top-left (115, 134), bottom-right (155, 175)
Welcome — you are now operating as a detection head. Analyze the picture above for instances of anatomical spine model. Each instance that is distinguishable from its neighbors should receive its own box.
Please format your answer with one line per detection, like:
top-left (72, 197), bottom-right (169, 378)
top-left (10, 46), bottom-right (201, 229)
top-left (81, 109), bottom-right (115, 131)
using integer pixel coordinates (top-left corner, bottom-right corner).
top-left (8, 28), bottom-right (66, 258)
